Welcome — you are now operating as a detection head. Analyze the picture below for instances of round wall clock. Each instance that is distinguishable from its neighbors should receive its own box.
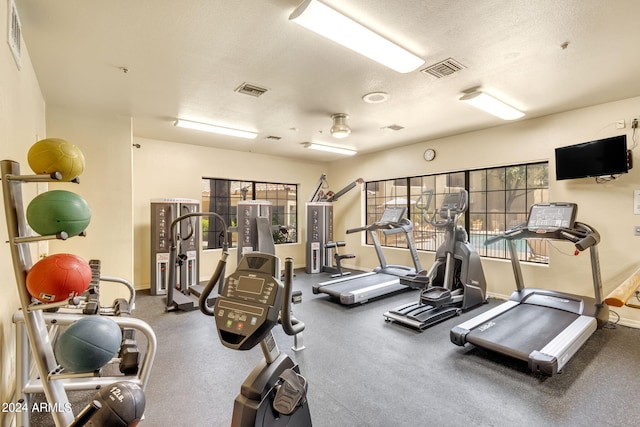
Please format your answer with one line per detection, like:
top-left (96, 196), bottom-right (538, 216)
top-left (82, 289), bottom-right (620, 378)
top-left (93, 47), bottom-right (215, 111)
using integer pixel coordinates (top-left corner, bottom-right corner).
top-left (424, 148), bottom-right (436, 161)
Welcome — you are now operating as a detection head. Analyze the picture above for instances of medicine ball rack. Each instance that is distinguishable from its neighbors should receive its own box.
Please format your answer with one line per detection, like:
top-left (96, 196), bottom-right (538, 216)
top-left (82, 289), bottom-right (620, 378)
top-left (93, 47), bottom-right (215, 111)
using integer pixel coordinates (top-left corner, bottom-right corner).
top-left (1, 160), bottom-right (157, 427)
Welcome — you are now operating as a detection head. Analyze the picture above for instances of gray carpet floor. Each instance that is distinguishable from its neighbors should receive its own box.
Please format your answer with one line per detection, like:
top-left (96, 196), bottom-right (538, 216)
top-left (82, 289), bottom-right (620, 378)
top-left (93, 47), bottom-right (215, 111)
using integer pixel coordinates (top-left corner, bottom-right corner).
top-left (25, 269), bottom-right (640, 426)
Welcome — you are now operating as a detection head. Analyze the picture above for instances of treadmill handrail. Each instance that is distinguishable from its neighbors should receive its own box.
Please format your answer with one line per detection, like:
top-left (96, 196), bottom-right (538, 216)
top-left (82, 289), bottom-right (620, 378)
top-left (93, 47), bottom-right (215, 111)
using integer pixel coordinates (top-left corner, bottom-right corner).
top-left (484, 224), bottom-right (526, 245)
top-left (382, 218), bottom-right (414, 235)
top-left (346, 220), bottom-right (406, 234)
top-left (484, 219), bottom-right (604, 303)
top-left (484, 222), bottom-right (599, 252)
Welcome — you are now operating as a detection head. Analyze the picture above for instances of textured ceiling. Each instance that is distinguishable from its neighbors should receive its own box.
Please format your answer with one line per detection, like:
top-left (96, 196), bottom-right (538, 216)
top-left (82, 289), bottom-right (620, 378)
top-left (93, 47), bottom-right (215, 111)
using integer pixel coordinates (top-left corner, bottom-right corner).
top-left (16, 0), bottom-right (640, 161)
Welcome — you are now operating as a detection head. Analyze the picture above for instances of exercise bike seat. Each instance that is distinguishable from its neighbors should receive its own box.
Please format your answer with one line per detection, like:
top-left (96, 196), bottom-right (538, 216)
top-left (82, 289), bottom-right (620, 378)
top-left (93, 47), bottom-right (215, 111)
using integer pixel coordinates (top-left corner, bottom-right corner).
top-left (273, 369), bottom-right (308, 416)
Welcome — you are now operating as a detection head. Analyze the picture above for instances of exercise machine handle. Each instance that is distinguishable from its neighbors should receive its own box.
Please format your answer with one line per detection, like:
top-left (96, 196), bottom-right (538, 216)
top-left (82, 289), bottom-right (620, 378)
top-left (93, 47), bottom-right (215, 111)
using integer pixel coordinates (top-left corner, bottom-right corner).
top-left (326, 178), bottom-right (363, 202)
top-left (484, 234), bottom-right (503, 246)
top-left (419, 189), bottom-right (468, 228)
top-left (280, 257), bottom-right (305, 336)
top-left (484, 226), bottom-right (526, 246)
top-left (346, 218), bottom-right (406, 234)
top-left (165, 211), bottom-right (229, 313)
top-left (346, 225), bottom-right (368, 234)
top-left (383, 218), bottom-right (413, 235)
top-left (573, 222), bottom-right (600, 251)
top-left (415, 189), bottom-right (433, 212)
top-left (484, 220), bottom-right (600, 250)
top-left (198, 251), bottom-right (228, 316)
top-left (457, 190), bottom-right (469, 214)
top-left (308, 173), bottom-right (328, 202)
top-left (418, 190), bottom-right (448, 227)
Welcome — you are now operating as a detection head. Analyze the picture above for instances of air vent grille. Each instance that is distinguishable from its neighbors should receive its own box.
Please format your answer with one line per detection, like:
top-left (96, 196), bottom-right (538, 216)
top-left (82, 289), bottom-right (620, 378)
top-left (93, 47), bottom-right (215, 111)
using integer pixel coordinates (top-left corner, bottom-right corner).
top-left (382, 124), bottom-right (405, 131)
top-left (420, 58), bottom-right (465, 78)
top-left (265, 135), bottom-right (282, 141)
top-left (8, 0), bottom-right (21, 69)
top-left (235, 82), bottom-right (269, 97)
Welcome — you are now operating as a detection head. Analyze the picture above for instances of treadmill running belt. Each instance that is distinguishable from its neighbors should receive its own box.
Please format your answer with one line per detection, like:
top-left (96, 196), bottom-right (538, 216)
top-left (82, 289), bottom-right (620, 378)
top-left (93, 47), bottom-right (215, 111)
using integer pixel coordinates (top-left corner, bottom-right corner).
top-left (466, 303), bottom-right (579, 361)
top-left (315, 273), bottom-right (405, 304)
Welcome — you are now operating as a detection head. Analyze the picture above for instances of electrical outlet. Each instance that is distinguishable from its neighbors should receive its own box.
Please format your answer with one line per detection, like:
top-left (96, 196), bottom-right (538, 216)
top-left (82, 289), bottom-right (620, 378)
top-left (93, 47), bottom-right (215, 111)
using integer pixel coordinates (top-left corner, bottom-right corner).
top-left (635, 226), bottom-right (640, 236)
top-left (632, 117), bottom-right (639, 129)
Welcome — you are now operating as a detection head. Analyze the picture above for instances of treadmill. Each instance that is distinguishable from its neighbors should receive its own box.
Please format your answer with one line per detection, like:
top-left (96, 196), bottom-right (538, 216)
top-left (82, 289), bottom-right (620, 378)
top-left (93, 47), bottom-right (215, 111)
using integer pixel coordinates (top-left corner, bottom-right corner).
top-left (450, 203), bottom-right (609, 376)
top-left (312, 207), bottom-right (423, 305)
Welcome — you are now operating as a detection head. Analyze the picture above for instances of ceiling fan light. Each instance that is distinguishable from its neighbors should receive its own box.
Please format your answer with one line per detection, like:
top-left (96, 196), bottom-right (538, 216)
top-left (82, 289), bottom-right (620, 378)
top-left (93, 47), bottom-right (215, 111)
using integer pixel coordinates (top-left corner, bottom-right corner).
top-left (330, 113), bottom-right (351, 139)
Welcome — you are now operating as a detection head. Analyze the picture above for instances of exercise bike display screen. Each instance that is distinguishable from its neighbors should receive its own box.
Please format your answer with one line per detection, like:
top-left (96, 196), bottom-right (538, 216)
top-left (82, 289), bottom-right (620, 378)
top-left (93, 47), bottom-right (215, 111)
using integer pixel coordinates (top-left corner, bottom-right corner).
top-left (236, 276), bottom-right (265, 295)
top-left (527, 203), bottom-right (577, 232)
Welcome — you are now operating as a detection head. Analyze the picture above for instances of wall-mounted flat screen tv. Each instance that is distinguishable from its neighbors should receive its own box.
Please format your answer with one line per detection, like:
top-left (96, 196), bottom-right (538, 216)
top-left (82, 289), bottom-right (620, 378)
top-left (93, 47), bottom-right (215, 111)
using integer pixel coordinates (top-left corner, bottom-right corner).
top-left (555, 135), bottom-right (631, 180)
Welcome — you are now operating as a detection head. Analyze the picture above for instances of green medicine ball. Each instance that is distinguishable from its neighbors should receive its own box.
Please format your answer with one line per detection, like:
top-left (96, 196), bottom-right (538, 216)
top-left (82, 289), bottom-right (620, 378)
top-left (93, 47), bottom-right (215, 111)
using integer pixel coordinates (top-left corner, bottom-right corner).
top-left (26, 190), bottom-right (91, 237)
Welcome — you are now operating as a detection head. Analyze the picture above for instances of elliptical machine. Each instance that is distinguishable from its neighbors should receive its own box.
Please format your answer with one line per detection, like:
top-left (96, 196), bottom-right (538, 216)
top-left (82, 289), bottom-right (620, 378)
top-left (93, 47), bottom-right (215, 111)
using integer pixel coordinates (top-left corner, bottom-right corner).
top-left (199, 251), bottom-right (311, 426)
top-left (383, 189), bottom-right (487, 330)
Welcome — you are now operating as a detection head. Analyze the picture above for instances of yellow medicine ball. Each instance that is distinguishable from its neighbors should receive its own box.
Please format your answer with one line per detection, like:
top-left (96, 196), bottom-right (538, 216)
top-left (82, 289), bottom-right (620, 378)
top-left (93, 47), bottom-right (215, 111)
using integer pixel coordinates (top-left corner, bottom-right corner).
top-left (27, 138), bottom-right (85, 181)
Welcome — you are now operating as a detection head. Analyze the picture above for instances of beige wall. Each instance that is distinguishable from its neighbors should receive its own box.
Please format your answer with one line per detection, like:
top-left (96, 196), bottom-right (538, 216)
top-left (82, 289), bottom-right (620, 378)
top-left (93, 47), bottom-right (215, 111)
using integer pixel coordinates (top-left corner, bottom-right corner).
top-left (328, 96), bottom-right (640, 327)
top-left (2, 1), bottom-right (640, 414)
top-left (131, 136), bottom-right (328, 288)
top-left (0, 0), bottom-right (46, 417)
top-left (46, 106), bottom-right (134, 306)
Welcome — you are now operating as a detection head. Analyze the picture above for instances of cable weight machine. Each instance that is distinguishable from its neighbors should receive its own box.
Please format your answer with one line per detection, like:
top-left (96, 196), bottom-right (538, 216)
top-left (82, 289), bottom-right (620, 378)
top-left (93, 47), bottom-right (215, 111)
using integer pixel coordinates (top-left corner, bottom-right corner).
top-left (305, 173), bottom-right (362, 274)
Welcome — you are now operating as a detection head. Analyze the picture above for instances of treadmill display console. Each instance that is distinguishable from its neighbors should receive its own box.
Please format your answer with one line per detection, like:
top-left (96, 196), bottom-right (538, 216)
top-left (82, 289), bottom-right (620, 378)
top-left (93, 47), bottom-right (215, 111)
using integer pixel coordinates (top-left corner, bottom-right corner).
top-left (379, 207), bottom-right (406, 223)
top-left (527, 203), bottom-right (577, 232)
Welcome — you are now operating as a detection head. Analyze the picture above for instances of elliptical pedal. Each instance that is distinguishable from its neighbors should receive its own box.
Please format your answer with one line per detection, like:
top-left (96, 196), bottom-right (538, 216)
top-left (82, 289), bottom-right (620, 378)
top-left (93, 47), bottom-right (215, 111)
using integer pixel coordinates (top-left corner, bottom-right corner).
top-left (420, 286), bottom-right (452, 307)
top-left (273, 369), bottom-right (308, 416)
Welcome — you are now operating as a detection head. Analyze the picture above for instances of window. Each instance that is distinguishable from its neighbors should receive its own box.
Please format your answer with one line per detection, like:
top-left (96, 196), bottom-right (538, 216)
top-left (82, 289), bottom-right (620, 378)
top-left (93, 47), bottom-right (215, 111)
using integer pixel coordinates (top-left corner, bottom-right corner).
top-left (365, 162), bottom-right (549, 263)
top-left (469, 163), bottom-right (549, 261)
top-left (365, 178), bottom-right (409, 248)
top-left (201, 178), bottom-right (298, 250)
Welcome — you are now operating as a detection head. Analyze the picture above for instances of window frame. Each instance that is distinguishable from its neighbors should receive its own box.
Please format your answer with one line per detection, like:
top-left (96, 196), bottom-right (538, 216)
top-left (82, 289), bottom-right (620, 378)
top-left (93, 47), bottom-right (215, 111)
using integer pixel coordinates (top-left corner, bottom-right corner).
top-left (364, 162), bottom-right (549, 263)
top-left (201, 178), bottom-right (298, 250)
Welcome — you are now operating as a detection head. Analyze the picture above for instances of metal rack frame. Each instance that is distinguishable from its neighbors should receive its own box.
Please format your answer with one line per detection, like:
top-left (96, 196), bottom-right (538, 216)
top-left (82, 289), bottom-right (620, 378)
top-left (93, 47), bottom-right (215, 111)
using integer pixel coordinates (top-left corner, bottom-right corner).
top-left (1, 160), bottom-right (157, 426)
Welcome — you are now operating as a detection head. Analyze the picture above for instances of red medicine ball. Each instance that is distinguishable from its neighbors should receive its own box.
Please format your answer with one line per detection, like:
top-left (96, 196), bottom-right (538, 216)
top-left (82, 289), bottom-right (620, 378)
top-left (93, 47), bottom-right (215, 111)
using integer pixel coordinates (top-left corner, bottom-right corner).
top-left (26, 253), bottom-right (92, 303)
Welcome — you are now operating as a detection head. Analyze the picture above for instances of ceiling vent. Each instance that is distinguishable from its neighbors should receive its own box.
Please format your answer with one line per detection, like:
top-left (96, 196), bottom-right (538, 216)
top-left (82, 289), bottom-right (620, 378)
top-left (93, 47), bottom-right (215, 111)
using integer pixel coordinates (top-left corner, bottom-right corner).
top-left (265, 135), bottom-right (282, 141)
top-left (420, 58), bottom-right (465, 78)
top-left (382, 124), bottom-right (405, 131)
top-left (235, 82), bottom-right (269, 97)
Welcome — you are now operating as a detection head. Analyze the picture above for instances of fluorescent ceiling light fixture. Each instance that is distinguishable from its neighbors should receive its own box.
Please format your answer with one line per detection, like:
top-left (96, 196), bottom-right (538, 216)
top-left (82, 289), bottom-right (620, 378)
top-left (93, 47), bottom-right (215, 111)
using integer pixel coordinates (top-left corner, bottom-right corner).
top-left (459, 91), bottom-right (525, 121)
top-left (289, 0), bottom-right (424, 73)
top-left (174, 119), bottom-right (258, 139)
top-left (304, 142), bottom-right (357, 156)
